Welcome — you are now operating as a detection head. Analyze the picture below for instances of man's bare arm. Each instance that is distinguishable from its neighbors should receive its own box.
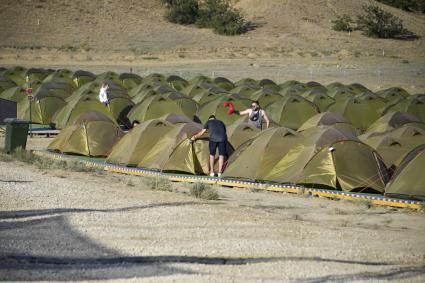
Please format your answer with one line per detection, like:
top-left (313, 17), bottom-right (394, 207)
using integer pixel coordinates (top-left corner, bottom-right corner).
top-left (191, 129), bottom-right (207, 140)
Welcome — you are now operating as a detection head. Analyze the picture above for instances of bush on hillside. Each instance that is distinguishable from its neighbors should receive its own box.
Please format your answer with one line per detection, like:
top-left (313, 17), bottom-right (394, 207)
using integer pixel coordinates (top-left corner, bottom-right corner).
top-left (356, 5), bottom-right (414, 39)
top-left (332, 14), bottom-right (354, 32)
top-left (164, 0), bottom-right (199, 25)
top-left (376, 0), bottom-right (425, 13)
top-left (162, 0), bottom-right (248, 35)
top-left (196, 0), bottom-right (247, 35)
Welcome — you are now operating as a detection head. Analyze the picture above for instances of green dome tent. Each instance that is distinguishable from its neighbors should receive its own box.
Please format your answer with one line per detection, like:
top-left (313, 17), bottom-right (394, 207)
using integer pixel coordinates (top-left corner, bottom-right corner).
top-left (258, 79), bottom-right (280, 89)
top-left (365, 112), bottom-right (421, 134)
top-left (23, 68), bottom-right (49, 82)
top-left (127, 94), bottom-right (198, 123)
top-left (107, 119), bottom-right (174, 166)
top-left (212, 77), bottom-right (234, 91)
top-left (266, 95), bottom-right (320, 129)
top-left (235, 77), bottom-right (258, 87)
top-left (119, 73), bottom-right (143, 90)
top-left (128, 81), bottom-right (157, 98)
top-left (326, 82), bottom-right (346, 92)
top-left (223, 127), bottom-right (301, 181)
top-left (41, 77), bottom-right (76, 99)
top-left (162, 133), bottom-right (234, 175)
top-left (166, 75), bottom-right (188, 91)
top-left (192, 90), bottom-right (230, 105)
top-left (230, 85), bottom-right (259, 97)
top-left (291, 140), bottom-right (388, 193)
top-left (130, 83), bottom-right (174, 102)
top-left (0, 76), bottom-right (17, 93)
top-left (259, 79), bottom-right (280, 90)
top-left (348, 83), bottom-right (371, 94)
top-left (59, 82), bottom-right (133, 126)
top-left (95, 71), bottom-right (122, 86)
top-left (226, 120), bottom-right (261, 149)
top-left (0, 86), bottom-right (27, 102)
top-left (43, 69), bottom-right (75, 84)
top-left (280, 80), bottom-right (303, 90)
top-left (328, 96), bottom-right (385, 130)
top-left (377, 87), bottom-right (410, 103)
top-left (78, 80), bottom-right (129, 99)
top-left (48, 111), bottom-right (124, 157)
top-left (138, 122), bottom-right (203, 170)
top-left (52, 94), bottom-right (119, 129)
top-left (306, 81), bottom-right (326, 90)
top-left (0, 81), bottom-right (44, 102)
top-left (197, 96), bottom-right (251, 125)
top-left (359, 124), bottom-right (425, 168)
top-left (182, 82), bottom-right (224, 98)
top-left (17, 88), bottom-right (66, 124)
top-left (188, 75), bottom-right (212, 86)
top-left (72, 70), bottom-right (96, 87)
top-left (159, 113), bottom-right (195, 124)
top-left (279, 84), bottom-right (309, 96)
top-left (132, 87), bottom-right (181, 105)
top-left (142, 73), bottom-right (166, 84)
top-left (298, 112), bottom-right (350, 132)
top-left (2, 69), bottom-right (25, 85)
top-left (327, 86), bottom-right (357, 100)
top-left (383, 94), bottom-right (425, 123)
top-left (301, 88), bottom-right (335, 112)
top-left (265, 129), bottom-right (387, 193)
top-left (249, 88), bottom-right (283, 108)
top-left (385, 145), bottom-right (425, 200)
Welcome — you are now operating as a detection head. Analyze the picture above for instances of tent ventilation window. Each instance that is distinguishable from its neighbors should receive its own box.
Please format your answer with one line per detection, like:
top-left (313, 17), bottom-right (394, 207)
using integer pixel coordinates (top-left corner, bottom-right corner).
top-left (390, 142), bottom-right (402, 147)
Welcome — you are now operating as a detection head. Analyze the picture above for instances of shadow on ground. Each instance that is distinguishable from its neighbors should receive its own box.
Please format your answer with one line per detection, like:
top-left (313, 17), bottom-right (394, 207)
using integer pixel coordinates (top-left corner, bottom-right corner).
top-left (295, 265), bottom-right (425, 283)
top-left (1, 205), bottom-right (423, 281)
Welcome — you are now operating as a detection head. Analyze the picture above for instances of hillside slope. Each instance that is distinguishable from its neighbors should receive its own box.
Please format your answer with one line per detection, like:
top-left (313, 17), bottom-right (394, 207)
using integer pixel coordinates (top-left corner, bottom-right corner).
top-left (0, 0), bottom-right (424, 59)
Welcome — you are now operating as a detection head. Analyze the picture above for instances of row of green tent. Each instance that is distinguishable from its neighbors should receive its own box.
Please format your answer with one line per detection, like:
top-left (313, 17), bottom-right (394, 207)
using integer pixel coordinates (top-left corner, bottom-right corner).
top-left (47, 109), bottom-right (425, 201)
top-left (1, 67), bottom-right (424, 131)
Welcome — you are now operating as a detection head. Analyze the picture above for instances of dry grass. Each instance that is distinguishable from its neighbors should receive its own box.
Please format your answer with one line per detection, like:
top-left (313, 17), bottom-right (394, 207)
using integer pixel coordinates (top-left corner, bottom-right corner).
top-left (145, 176), bottom-right (173, 192)
top-left (0, 148), bottom-right (103, 173)
top-left (189, 183), bottom-right (219, 200)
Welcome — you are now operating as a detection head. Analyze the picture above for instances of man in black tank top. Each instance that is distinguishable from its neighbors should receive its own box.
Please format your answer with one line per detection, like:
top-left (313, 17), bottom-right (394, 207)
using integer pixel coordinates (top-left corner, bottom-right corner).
top-left (232, 100), bottom-right (270, 130)
top-left (190, 115), bottom-right (228, 177)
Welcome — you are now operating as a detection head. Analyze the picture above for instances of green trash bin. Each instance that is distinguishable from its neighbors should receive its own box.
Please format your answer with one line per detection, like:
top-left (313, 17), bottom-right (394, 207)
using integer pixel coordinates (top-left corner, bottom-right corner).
top-left (4, 118), bottom-right (29, 153)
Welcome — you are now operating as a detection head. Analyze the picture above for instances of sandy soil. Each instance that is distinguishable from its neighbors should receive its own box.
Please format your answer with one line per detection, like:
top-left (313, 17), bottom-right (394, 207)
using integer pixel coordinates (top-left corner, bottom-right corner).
top-left (1, 1), bottom-right (425, 280)
top-left (0, 137), bottom-right (425, 281)
top-left (1, 0), bottom-right (425, 93)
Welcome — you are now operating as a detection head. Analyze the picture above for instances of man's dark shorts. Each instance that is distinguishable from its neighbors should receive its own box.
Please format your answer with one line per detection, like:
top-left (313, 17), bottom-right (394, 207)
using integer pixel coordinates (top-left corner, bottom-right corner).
top-left (209, 141), bottom-right (227, 156)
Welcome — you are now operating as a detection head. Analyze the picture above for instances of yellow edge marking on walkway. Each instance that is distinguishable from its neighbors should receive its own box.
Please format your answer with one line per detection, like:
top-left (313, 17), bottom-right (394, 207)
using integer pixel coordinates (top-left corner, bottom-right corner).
top-left (32, 151), bottom-right (424, 210)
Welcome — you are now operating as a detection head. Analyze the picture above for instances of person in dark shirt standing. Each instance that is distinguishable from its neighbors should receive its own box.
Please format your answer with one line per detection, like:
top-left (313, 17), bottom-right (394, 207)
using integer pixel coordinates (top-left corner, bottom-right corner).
top-left (190, 115), bottom-right (228, 177)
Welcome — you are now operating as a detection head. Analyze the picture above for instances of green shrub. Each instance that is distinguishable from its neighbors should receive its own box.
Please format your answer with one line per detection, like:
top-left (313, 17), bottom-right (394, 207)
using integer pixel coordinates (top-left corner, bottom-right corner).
top-left (165, 0), bottom-right (199, 25)
top-left (162, 0), bottom-right (248, 35)
top-left (211, 8), bottom-right (247, 35)
top-left (196, 0), bottom-right (247, 35)
top-left (376, 0), bottom-right (425, 13)
top-left (160, 0), bottom-right (180, 6)
top-left (189, 183), bottom-right (219, 200)
top-left (332, 14), bottom-right (353, 32)
top-left (356, 5), bottom-right (414, 39)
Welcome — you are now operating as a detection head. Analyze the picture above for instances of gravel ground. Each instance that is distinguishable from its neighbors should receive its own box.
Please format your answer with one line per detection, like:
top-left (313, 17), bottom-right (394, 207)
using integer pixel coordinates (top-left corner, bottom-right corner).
top-left (0, 137), bottom-right (425, 281)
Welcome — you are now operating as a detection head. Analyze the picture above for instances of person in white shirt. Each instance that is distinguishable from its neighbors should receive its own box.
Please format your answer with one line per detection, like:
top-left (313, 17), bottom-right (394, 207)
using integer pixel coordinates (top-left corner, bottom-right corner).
top-left (99, 82), bottom-right (109, 106)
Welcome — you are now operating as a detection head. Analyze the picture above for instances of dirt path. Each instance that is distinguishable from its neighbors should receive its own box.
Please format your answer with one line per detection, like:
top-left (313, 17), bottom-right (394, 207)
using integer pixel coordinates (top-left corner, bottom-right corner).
top-left (1, 138), bottom-right (425, 281)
